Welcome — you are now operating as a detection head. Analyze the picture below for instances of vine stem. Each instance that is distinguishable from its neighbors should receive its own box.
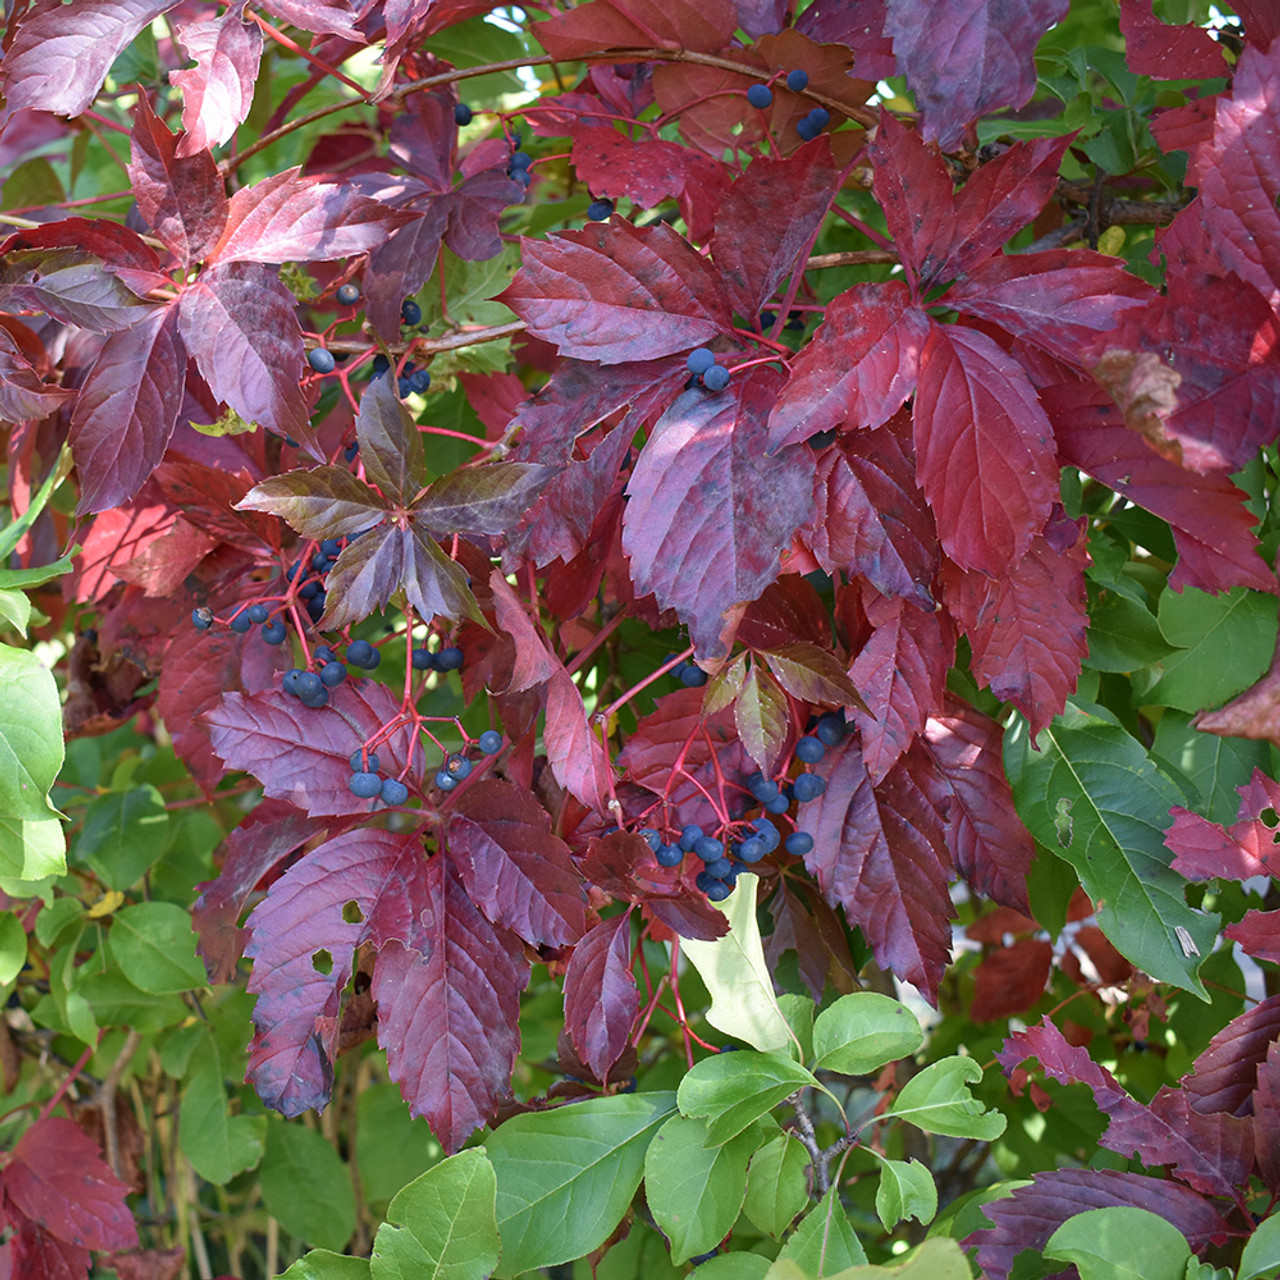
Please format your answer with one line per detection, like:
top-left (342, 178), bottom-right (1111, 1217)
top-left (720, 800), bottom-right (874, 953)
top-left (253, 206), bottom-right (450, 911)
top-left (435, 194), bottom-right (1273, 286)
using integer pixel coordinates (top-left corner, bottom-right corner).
top-left (248, 11), bottom-right (372, 100)
top-left (37, 1035), bottom-right (101, 1122)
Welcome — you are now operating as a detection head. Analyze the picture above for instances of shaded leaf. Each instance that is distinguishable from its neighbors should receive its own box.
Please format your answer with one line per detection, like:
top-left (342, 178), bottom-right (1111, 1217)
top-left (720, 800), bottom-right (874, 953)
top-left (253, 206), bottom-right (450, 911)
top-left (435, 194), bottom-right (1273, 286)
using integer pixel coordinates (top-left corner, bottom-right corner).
top-left (762, 641), bottom-right (869, 714)
top-left (0, 248), bottom-right (149, 333)
top-left (533, 0), bottom-right (737, 58)
top-left (0, 327), bottom-right (75, 425)
top-left (544, 668), bottom-right (614, 815)
top-left (355, 373), bottom-right (425, 507)
top-left (1181, 993), bottom-right (1280, 1115)
top-left (1045, 1206), bottom-right (1191, 1280)
top-left (563, 913), bottom-right (638, 1085)
top-left (811, 991), bottom-right (924, 1075)
top-left (416, 463), bottom-right (555, 539)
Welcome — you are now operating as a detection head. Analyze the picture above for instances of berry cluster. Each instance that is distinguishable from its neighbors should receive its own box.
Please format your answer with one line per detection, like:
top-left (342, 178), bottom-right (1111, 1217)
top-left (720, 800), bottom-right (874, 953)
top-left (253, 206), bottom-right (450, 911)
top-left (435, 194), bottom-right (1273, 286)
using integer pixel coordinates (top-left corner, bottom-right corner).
top-left (192, 603), bottom-right (287, 645)
top-left (411, 643), bottom-right (464, 673)
top-left (796, 107), bottom-right (830, 141)
top-left (286, 536), bottom-right (354, 624)
top-left (668, 655), bottom-right (708, 688)
top-left (687, 348), bottom-right (729, 392)
top-left (347, 750), bottom-right (410, 805)
top-left (744, 68), bottom-right (810, 115)
top-left (281, 638), bottom-right (379, 709)
top-left (508, 139), bottom-right (533, 189)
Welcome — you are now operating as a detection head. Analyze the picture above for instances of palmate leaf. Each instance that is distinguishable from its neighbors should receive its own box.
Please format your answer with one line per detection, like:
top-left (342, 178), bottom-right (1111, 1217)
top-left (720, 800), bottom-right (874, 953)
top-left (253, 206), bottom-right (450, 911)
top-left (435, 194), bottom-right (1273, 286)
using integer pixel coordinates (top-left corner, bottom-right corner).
top-left (0, 326), bottom-right (74, 426)
top-left (414, 463), bottom-right (556, 539)
top-left (0, 247), bottom-right (150, 333)
top-left (236, 466), bottom-right (387, 541)
top-left (734, 662), bottom-right (789, 776)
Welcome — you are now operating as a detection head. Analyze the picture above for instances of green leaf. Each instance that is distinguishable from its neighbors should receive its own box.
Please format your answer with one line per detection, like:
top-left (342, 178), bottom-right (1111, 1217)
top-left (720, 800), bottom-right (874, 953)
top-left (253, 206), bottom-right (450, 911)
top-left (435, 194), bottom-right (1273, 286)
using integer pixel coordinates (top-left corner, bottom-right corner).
top-left (1241, 1212), bottom-right (1280, 1280)
top-left (180, 1058), bottom-right (266, 1185)
top-left (1083, 585), bottom-right (1176, 673)
top-left (678, 1050), bottom-right (819, 1145)
top-left (0, 445), bottom-right (73, 562)
top-left (777, 1187), bottom-right (868, 1276)
top-left (1151, 709), bottom-right (1273, 824)
top-left (0, 554), bottom-right (76, 593)
top-left (76, 783), bottom-right (170, 890)
top-left (884, 1058), bottom-right (1006, 1140)
top-left (107, 902), bottom-right (208, 994)
top-left (811, 992), bottom-right (924, 1076)
top-left (0, 588), bottom-right (31, 635)
top-left (357, 1082), bottom-right (443, 1211)
top-left (0, 910), bottom-right (27, 987)
top-left (679, 873), bottom-right (796, 1053)
top-left (0, 813), bottom-right (65, 883)
top-left (75, 967), bottom-right (188, 1031)
top-left (488, 1091), bottom-right (676, 1278)
top-left (260, 1121), bottom-right (356, 1253)
top-left (744, 1133), bottom-right (809, 1238)
top-left (1143, 586), bottom-right (1278, 712)
top-left (694, 1256), bottom-right (773, 1280)
top-left (1005, 705), bottom-right (1218, 996)
top-left (874, 1158), bottom-right (936, 1231)
top-left (645, 1114), bottom-right (763, 1263)
top-left (762, 643), bottom-right (869, 715)
top-left (819, 1237), bottom-right (971, 1280)
top-left (0, 643), bottom-right (64, 824)
top-left (1044, 1207), bottom-right (1191, 1280)
top-left (371, 1149), bottom-right (499, 1280)
top-left (735, 663), bottom-right (789, 775)
top-left (280, 1251), bottom-right (371, 1280)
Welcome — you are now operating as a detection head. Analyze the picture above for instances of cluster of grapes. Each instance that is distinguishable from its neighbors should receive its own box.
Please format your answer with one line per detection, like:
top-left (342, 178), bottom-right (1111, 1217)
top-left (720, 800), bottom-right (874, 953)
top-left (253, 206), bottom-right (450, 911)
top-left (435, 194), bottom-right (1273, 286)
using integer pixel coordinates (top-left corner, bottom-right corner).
top-left (347, 749), bottom-right (410, 805)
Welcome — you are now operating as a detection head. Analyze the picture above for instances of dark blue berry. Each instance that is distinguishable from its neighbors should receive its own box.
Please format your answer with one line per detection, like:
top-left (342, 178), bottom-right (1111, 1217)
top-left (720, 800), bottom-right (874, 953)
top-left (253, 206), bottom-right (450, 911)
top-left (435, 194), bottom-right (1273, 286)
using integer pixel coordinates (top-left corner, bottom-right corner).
top-left (694, 870), bottom-right (719, 893)
top-left (808, 429), bottom-right (837, 450)
top-left (380, 777), bottom-right (410, 806)
top-left (815, 712), bottom-right (848, 746)
top-left (785, 831), bottom-right (814, 856)
top-left (312, 551), bottom-right (329, 571)
top-left (793, 772), bottom-right (826, 802)
top-left (306, 593), bottom-right (326, 621)
top-left (640, 828), bottom-right (661, 851)
top-left (299, 580), bottom-right (321, 600)
top-left (795, 735), bottom-right (825, 764)
top-left (808, 106), bottom-right (830, 130)
top-left (308, 347), bottom-right (336, 373)
top-left (347, 639), bottom-right (380, 670)
top-left (796, 117), bottom-right (819, 142)
top-left (679, 824), bottom-right (703, 852)
top-left (401, 298), bottom-right (422, 325)
top-left (702, 365), bottom-right (730, 392)
top-left (747, 773), bottom-right (779, 803)
top-left (230, 609), bottom-right (253, 634)
top-left (409, 368), bottom-right (431, 394)
top-left (248, 603), bottom-right (269, 623)
top-left (680, 664), bottom-right (708, 688)
top-left (398, 376), bottom-right (412, 397)
top-left (765, 791), bottom-right (791, 814)
top-left (760, 310), bottom-right (776, 329)
top-left (694, 835), bottom-right (724, 862)
top-left (371, 354), bottom-right (390, 377)
top-left (704, 856), bottom-right (733, 878)
top-left (299, 684), bottom-right (329, 708)
top-left (705, 880), bottom-right (732, 902)
top-left (350, 749), bottom-right (381, 773)
top-left (509, 150), bottom-right (532, 170)
top-left (192, 607), bottom-right (213, 630)
top-left (314, 646), bottom-right (337, 664)
top-left (752, 816), bottom-right (780, 846)
top-left (587, 199), bottom-right (613, 220)
top-left (454, 102), bottom-right (472, 125)
top-left (283, 668), bottom-right (304, 695)
top-left (435, 769), bottom-right (458, 791)
top-left (336, 283), bottom-right (360, 305)
top-left (349, 772), bottom-right (381, 798)
top-left (687, 347), bottom-right (715, 375)
top-left (747, 83), bottom-right (772, 108)
top-left (738, 836), bottom-right (767, 863)
top-left (262, 620), bottom-right (288, 645)
top-left (344, 442), bottom-right (359, 463)
top-left (411, 647), bottom-right (436, 671)
top-left (656, 842), bottom-right (684, 867)
top-left (436, 646), bottom-right (464, 671)
top-left (786, 68), bottom-right (809, 92)
top-left (478, 730), bottom-right (503, 754)
top-left (320, 661), bottom-right (346, 687)
top-left (297, 672), bottom-right (323, 700)
top-left (320, 540), bottom-right (342, 558)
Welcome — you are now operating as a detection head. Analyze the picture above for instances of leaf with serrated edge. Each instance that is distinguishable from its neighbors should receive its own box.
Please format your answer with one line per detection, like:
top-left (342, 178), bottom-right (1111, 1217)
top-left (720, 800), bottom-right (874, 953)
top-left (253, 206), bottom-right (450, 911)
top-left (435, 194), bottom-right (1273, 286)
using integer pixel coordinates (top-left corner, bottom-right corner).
top-left (811, 991), bottom-right (924, 1076)
top-left (886, 1057), bottom-right (1006, 1140)
top-left (762, 642), bottom-right (869, 714)
top-left (735, 662), bottom-right (789, 775)
top-left (704, 652), bottom-right (747, 715)
top-left (1045, 1207), bottom-right (1191, 1280)
top-left (356, 375), bottom-right (425, 507)
top-left (677, 1050), bottom-right (818, 1146)
top-left (171, 5), bottom-right (264, 156)
top-left (415, 463), bottom-right (555, 538)
top-left (563, 913), bottom-right (638, 1084)
top-left (679, 873), bottom-right (797, 1054)
top-left (238, 469), bottom-right (386, 540)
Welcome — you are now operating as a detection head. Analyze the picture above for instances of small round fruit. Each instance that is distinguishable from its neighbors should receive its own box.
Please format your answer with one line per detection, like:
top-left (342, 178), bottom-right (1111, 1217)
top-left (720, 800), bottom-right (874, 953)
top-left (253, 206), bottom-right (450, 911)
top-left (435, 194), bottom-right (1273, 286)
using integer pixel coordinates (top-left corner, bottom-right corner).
top-left (747, 773), bottom-right (779, 803)
top-left (795, 735), bottom-right (825, 764)
top-left (746, 83), bottom-right (773, 108)
top-left (346, 639), bottom-right (379, 669)
top-left (808, 106), bottom-right (830, 129)
top-left (435, 769), bottom-right (458, 791)
top-left (509, 150), bottom-right (532, 170)
top-left (680, 664), bottom-right (708, 687)
top-left (478, 729), bottom-right (503, 755)
top-left (446, 753), bottom-right (472, 780)
top-left (436, 646), bottom-right (464, 671)
top-left (248, 603), bottom-right (269, 623)
top-left (262, 620), bottom-right (288, 645)
top-left (702, 365), bottom-right (730, 392)
top-left (320, 541), bottom-right (342, 559)
top-left (786, 68), bottom-right (809, 92)
top-left (283, 668), bottom-right (304, 695)
top-left (655, 843), bottom-right (684, 867)
top-left (299, 684), bottom-right (329, 708)
top-left (785, 831), bottom-right (815, 856)
top-left (230, 609), bottom-right (253, 634)
top-left (587, 198), bottom-right (613, 220)
top-left (336, 283), bottom-right (360, 305)
top-left (349, 771), bottom-right (382, 798)
top-left (694, 835), bottom-right (723, 862)
top-left (454, 102), bottom-right (473, 125)
top-left (380, 777), bottom-right (410, 806)
top-left (639, 828), bottom-right (661, 851)
top-left (401, 298), bottom-right (422, 325)
top-left (411, 647), bottom-right (436, 671)
top-left (796, 116), bottom-right (819, 142)
top-left (815, 712), bottom-right (848, 746)
top-left (738, 836), bottom-right (767, 863)
top-left (793, 772), bottom-right (826, 802)
top-left (765, 791), bottom-right (791, 814)
top-left (705, 880), bottom-right (732, 902)
top-left (686, 347), bottom-right (715, 375)
top-left (679, 824), bottom-right (703, 852)
top-left (320, 660), bottom-right (347, 687)
top-left (308, 347), bottom-right (336, 373)
top-left (350, 750), bottom-right (381, 773)
top-left (704, 856), bottom-right (733, 878)
top-left (409, 368), bottom-right (431, 393)
top-left (192, 607), bottom-right (213, 630)
top-left (297, 672), bottom-right (323, 700)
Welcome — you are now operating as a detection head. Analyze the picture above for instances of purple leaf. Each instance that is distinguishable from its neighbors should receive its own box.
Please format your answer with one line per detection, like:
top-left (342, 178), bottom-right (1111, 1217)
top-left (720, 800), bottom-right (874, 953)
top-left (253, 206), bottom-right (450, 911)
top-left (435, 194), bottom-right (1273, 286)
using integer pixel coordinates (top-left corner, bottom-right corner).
top-left (245, 828), bottom-right (433, 1116)
top-left (177, 259), bottom-right (314, 449)
top-left (545, 667), bottom-right (615, 815)
top-left (256, 0), bottom-right (361, 40)
top-left (70, 302), bottom-right (187, 514)
top-left (395, 525), bottom-right (485, 627)
top-left (0, 248), bottom-right (150, 333)
top-left (237, 466), bottom-right (388, 541)
top-left (362, 196), bottom-right (450, 342)
top-left (448, 779), bottom-right (586, 947)
top-left (415, 463), bottom-right (555, 539)
top-left (501, 220), bottom-right (734, 363)
top-left (623, 370), bottom-right (816, 659)
top-left (388, 89), bottom-right (457, 191)
top-left (354, 375), bottom-right (425, 507)
top-left (0, 327), bottom-right (74, 425)
top-left (373, 855), bottom-right (531, 1153)
top-left (760, 640), bottom-right (867, 711)
top-left (564, 913), bottom-right (639, 1085)
top-left (0, 0), bottom-right (180, 118)
top-left (1182, 994), bottom-right (1280, 1115)
top-left (170, 3), bottom-right (264, 157)
top-left (128, 93), bottom-right (228, 268)
top-left (885, 0), bottom-right (1069, 151)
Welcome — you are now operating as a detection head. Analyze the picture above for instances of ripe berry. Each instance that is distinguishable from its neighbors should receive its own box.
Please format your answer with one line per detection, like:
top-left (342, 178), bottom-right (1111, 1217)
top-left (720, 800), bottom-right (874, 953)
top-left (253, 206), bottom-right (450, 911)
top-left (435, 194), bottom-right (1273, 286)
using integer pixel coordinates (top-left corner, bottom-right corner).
top-left (408, 368), bottom-right (431, 394)
top-left (765, 791), bottom-right (791, 814)
top-left (752, 818), bottom-right (780, 851)
top-left (454, 102), bottom-right (472, 125)
top-left (680, 664), bottom-right (708, 688)
top-left (283, 668), bottom-right (304, 695)
top-left (655, 843), bottom-right (684, 867)
top-left (336, 283), bottom-right (360, 305)
top-left (702, 365), bottom-right (730, 392)
top-left (192, 607), bottom-right (213, 630)
top-left (371, 353), bottom-right (390, 378)
top-left (436, 646), bottom-right (464, 671)
top-left (640, 828), bottom-right (662, 851)
top-left (747, 773), bottom-right (779, 803)
top-left (308, 347), bottom-right (336, 373)
top-left (687, 347), bottom-right (715, 375)
top-left (478, 729), bottom-right (503, 754)
top-left (785, 831), bottom-right (814, 856)
top-left (808, 106), bottom-right (830, 129)
top-left (230, 609), bottom-right (253, 634)
top-left (694, 835), bottom-right (724, 862)
top-left (786, 68), bottom-right (809, 92)
top-left (380, 777), bottom-right (410, 806)
top-left (411, 647), bottom-right (436, 671)
top-left (350, 750), bottom-right (381, 773)
top-left (398, 375), bottom-right (412, 397)
top-left (796, 117), bottom-right (818, 142)
top-left (346, 639), bottom-right (380, 670)
top-left (738, 836), bottom-right (767, 863)
top-left (446, 754), bottom-right (472, 780)
top-left (746, 83), bottom-right (773, 108)
top-left (296, 672), bottom-right (323, 700)
top-left (299, 684), bottom-right (329, 708)
top-left (401, 298), bottom-right (422, 325)
top-left (248, 603), bottom-right (269, 623)
top-left (262, 620), bottom-right (288, 645)
top-left (705, 880), bottom-right (732, 903)
top-left (344, 441), bottom-right (359, 462)
top-left (679, 824), bottom-right (703, 852)
top-left (815, 712), bottom-right (848, 746)
top-left (320, 540), bottom-right (342, 559)
top-left (349, 772), bottom-right (381, 798)
top-left (307, 593), bottom-right (326, 621)
top-left (435, 769), bottom-right (458, 791)
top-left (509, 150), bottom-right (532, 171)
top-left (694, 870), bottom-right (719, 893)
top-left (795, 735), bottom-right (825, 764)
top-left (299, 580), bottom-right (321, 600)
top-left (704, 856), bottom-right (733, 878)
top-left (320, 661), bottom-right (347, 687)
top-left (587, 199), bottom-right (613, 220)
top-left (793, 773), bottom-right (826, 802)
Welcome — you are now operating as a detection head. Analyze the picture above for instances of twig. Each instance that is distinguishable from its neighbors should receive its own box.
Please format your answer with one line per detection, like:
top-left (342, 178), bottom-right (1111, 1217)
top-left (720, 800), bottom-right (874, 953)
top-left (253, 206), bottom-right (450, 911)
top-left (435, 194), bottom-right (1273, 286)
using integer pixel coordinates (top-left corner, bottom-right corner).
top-left (96, 1029), bottom-right (141, 1179)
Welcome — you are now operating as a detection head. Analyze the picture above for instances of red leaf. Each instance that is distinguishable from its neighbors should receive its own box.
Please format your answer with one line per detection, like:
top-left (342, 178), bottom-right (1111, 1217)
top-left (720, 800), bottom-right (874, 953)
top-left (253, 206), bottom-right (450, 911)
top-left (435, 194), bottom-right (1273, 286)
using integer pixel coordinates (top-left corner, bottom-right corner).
top-left (0, 328), bottom-right (74, 425)
top-left (193, 799), bottom-right (326, 984)
top-left (500, 221), bottom-right (734, 364)
top-left (564, 913), bottom-right (639, 1084)
top-left (885, 0), bottom-right (1068, 151)
top-left (711, 138), bottom-right (842, 317)
top-left (177, 260), bottom-right (313, 449)
top-left (795, 0), bottom-right (895, 79)
top-left (1183, 994), bottom-right (1280, 1115)
top-left (794, 738), bottom-right (953, 1002)
top-left (849, 590), bottom-right (953, 784)
top-left (202, 682), bottom-right (422, 818)
top-left (970, 939), bottom-right (1052, 1021)
top-left (1225, 909), bottom-right (1280, 962)
top-left (70, 303), bottom-right (187, 514)
top-left (946, 249), bottom-right (1155, 371)
top-left (488, 570), bottom-right (558, 692)
top-left (623, 370), bottom-right (816, 658)
top-left (1235, 0), bottom-right (1280, 51)
top-left (545, 668), bottom-right (614, 815)
top-left (362, 199), bottom-right (450, 343)
top-left (767, 281), bottom-right (929, 447)
top-left (736, 574), bottom-right (833, 650)
top-left (921, 698), bottom-right (1033, 912)
top-left (244, 828), bottom-right (432, 1117)
top-left (6, 1217), bottom-right (90, 1280)
top-left (257, 0), bottom-right (360, 38)
top-left (373, 857), bottom-right (531, 1153)
top-left (1255, 1041), bottom-right (1280, 1192)
top-left (1166, 770), bottom-right (1280, 881)
top-left (798, 412), bottom-right (937, 610)
top-left (570, 124), bottom-right (727, 212)
top-left (1119, 0), bottom-right (1226, 79)
top-left (760, 640), bottom-right (867, 712)
top-left (1193, 640), bottom-right (1280, 742)
top-left (448, 779), bottom-right (586, 947)
top-left (208, 167), bottom-right (414, 266)
top-left (128, 95), bottom-right (227, 268)
top-left (533, 0), bottom-right (737, 58)
top-left (0, 0), bottom-right (178, 118)
top-left (416, 463), bottom-right (555, 540)
top-left (966, 1168), bottom-right (1232, 1280)
top-left (913, 323), bottom-right (1058, 577)
top-left (764, 879), bottom-right (856, 1002)
top-left (170, 5), bottom-right (264, 156)
top-left (4, 1117), bottom-right (137, 1251)
top-left (944, 521), bottom-right (1087, 736)
top-left (0, 248), bottom-right (149, 333)
top-left (112, 516), bottom-right (217, 598)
